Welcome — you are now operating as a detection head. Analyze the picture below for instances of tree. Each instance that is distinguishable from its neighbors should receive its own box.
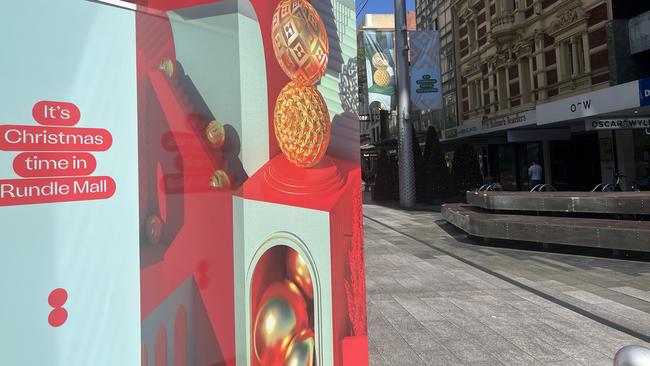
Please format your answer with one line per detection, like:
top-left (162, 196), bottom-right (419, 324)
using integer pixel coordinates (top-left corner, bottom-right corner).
top-left (451, 144), bottom-right (483, 194)
top-left (422, 126), bottom-right (452, 198)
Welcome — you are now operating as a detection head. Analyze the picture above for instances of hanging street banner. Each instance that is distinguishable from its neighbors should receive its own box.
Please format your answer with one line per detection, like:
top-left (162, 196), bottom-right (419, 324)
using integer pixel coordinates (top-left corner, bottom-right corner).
top-left (409, 31), bottom-right (443, 111)
top-left (363, 31), bottom-right (396, 110)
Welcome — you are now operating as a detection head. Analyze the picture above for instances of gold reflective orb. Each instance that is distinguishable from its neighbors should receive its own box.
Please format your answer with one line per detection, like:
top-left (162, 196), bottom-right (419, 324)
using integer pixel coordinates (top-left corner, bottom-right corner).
top-left (209, 170), bottom-right (230, 190)
top-left (371, 52), bottom-right (389, 69)
top-left (206, 120), bottom-right (225, 148)
top-left (272, 0), bottom-right (329, 85)
top-left (145, 215), bottom-right (162, 244)
top-left (287, 250), bottom-right (313, 300)
top-left (373, 69), bottom-right (391, 87)
top-left (254, 297), bottom-right (298, 363)
top-left (274, 81), bottom-right (331, 168)
top-left (159, 58), bottom-right (175, 78)
top-left (283, 329), bottom-right (315, 366)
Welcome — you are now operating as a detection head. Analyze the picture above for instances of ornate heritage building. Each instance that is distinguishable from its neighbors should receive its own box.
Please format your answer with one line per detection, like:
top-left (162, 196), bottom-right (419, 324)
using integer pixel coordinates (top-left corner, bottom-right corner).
top-left (452, 0), bottom-right (611, 122)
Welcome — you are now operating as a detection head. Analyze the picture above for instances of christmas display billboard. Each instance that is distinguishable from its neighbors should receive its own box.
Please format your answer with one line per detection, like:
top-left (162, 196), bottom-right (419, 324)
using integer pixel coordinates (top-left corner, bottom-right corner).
top-left (0, 1), bottom-right (367, 366)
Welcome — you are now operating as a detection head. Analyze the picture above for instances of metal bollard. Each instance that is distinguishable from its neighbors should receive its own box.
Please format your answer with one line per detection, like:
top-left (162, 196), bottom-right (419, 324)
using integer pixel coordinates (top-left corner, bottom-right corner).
top-left (614, 346), bottom-right (650, 366)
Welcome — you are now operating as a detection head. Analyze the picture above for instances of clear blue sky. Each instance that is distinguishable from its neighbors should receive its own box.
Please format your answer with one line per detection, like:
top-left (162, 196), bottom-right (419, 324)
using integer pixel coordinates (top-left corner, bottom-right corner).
top-left (356, 0), bottom-right (415, 21)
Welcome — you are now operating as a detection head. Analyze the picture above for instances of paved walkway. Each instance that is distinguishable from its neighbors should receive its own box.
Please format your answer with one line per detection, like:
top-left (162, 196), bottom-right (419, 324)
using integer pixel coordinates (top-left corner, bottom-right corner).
top-left (363, 203), bottom-right (650, 366)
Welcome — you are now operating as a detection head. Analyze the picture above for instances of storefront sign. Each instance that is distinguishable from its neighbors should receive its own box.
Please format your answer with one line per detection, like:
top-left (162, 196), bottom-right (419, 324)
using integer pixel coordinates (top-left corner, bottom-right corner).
top-left (458, 121), bottom-right (482, 136)
top-left (443, 128), bottom-right (458, 139)
top-left (640, 77), bottom-right (650, 106)
top-left (586, 117), bottom-right (650, 131)
top-left (537, 80), bottom-right (641, 125)
top-left (482, 110), bottom-right (536, 132)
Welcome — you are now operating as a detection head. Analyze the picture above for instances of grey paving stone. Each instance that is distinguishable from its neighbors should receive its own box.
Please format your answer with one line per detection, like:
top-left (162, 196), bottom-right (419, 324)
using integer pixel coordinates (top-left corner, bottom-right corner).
top-left (363, 204), bottom-right (650, 365)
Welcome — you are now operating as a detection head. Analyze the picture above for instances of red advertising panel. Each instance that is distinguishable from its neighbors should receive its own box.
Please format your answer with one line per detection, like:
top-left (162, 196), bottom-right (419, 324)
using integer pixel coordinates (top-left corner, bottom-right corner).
top-left (1, 1), bottom-right (364, 365)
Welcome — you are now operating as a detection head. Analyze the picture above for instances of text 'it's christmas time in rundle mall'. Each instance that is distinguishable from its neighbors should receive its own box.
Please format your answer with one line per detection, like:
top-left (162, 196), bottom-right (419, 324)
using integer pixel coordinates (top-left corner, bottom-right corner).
top-left (0, 101), bottom-right (116, 206)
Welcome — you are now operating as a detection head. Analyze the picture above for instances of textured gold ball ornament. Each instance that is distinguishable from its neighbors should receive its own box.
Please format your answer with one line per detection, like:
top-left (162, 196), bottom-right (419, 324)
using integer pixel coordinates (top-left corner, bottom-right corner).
top-left (274, 81), bottom-right (331, 168)
top-left (287, 250), bottom-right (314, 300)
top-left (373, 69), bottom-right (391, 87)
top-left (272, 0), bottom-right (329, 85)
top-left (372, 52), bottom-right (389, 69)
top-left (159, 58), bottom-right (175, 78)
top-left (205, 120), bottom-right (225, 148)
top-left (283, 329), bottom-right (315, 366)
top-left (209, 170), bottom-right (230, 190)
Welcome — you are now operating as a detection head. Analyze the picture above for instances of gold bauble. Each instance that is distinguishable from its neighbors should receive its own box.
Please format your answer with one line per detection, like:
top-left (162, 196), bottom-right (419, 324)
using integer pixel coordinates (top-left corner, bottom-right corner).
top-left (208, 170), bottom-right (230, 190)
top-left (371, 52), bottom-right (389, 69)
top-left (253, 281), bottom-right (308, 364)
top-left (287, 250), bottom-right (313, 300)
top-left (373, 69), bottom-right (391, 87)
top-left (274, 81), bottom-right (331, 168)
top-left (205, 120), bottom-right (225, 148)
top-left (272, 0), bottom-right (329, 85)
top-left (159, 58), bottom-right (175, 78)
top-left (283, 329), bottom-right (315, 366)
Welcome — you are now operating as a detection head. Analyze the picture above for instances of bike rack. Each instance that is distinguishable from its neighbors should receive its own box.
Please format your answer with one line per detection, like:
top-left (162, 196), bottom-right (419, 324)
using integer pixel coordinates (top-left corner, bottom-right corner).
top-left (475, 184), bottom-right (491, 192)
top-left (591, 183), bottom-right (607, 192)
top-left (474, 183), bottom-right (502, 192)
top-left (530, 184), bottom-right (557, 192)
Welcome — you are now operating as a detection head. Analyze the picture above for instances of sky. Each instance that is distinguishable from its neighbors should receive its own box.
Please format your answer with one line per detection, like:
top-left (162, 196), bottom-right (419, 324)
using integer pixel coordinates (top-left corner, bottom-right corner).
top-left (355, 0), bottom-right (415, 21)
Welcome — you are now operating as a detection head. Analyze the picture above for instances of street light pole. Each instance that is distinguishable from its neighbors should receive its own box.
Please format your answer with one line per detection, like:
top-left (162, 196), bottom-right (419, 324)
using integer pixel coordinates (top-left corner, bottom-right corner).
top-left (394, 0), bottom-right (416, 208)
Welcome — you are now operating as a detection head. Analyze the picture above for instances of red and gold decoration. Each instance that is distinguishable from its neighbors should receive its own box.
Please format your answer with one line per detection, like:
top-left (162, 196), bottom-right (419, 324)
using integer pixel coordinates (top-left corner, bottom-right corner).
top-left (253, 280), bottom-right (309, 364)
top-left (271, 0), bottom-right (329, 86)
top-left (274, 81), bottom-right (331, 168)
top-left (205, 119), bottom-right (225, 148)
top-left (284, 329), bottom-right (315, 366)
top-left (287, 250), bottom-right (314, 300)
top-left (272, 0), bottom-right (331, 169)
top-left (209, 169), bottom-right (231, 190)
top-left (252, 249), bottom-right (317, 366)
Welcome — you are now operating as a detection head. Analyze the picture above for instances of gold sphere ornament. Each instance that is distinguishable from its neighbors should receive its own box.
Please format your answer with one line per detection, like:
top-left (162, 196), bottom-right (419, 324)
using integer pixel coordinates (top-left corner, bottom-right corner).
top-left (287, 250), bottom-right (313, 300)
top-left (272, 0), bottom-right (329, 85)
top-left (205, 120), bottom-right (225, 148)
top-left (274, 81), bottom-right (331, 168)
top-left (371, 52), bottom-right (389, 69)
top-left (373, 69), bottom-right (391, 87)
top-left (254, 281), bottom-right (309, 364)
top-left (283, 329), bottom-right (315, 366)
top-left (159, 58), bottom-right (175, 78)
top-left (209, 170), bottom-right (230, 190)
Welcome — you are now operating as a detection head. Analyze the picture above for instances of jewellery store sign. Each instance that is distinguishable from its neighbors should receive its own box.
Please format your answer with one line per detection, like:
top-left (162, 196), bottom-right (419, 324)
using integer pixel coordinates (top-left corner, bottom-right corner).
top-left (586, 117), bottom-right (650, 131)
top-left (482, 110), bottom-right (536, 133)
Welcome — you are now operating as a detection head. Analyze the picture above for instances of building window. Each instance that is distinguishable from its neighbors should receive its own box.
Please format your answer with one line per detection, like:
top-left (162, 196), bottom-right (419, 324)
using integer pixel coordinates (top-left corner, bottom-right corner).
top-left (560, 36), bottom-right (586, 80)
top-left (468, 19), bottom-right (477, 49)
top-left (497, 68), bottom-right (508, 110)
